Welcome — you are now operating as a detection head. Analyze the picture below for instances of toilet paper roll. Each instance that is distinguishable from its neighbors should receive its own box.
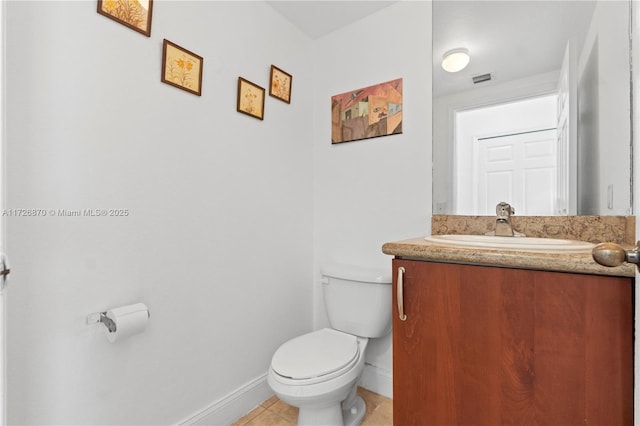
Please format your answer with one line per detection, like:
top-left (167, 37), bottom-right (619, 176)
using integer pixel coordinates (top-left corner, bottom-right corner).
top-left (104, 303), bottom-right (149, 343)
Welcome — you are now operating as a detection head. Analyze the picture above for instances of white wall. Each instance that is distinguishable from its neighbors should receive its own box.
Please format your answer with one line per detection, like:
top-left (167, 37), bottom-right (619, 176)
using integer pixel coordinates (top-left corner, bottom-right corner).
top-left (5, 1), bottom-right (314, 424)
top-left (4, 1), bottom-right (434, 423)
top-left (312, 1), bottom-right (432, 398)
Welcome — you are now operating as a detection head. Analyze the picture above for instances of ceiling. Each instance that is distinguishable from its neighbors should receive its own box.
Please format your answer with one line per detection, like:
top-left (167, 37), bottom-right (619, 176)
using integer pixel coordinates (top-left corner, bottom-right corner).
top-left (267, 1), bottom-right (597, 97)
top-left (266, 1), bottom-right (397, 39)
top-left (432, 1), bottom-right (596, 97)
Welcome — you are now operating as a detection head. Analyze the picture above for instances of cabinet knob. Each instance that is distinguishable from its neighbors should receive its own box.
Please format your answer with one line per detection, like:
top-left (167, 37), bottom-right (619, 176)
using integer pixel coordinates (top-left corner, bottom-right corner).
top-left (592, 241), bottom-right (640, 269)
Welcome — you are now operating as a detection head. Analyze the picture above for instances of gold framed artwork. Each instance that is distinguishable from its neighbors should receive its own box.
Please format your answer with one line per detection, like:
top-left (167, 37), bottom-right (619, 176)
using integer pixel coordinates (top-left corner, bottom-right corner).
top-left (161, 39), bottom-right (203, 96)
top-left (269, 65), bottom-right (292, 104)
top-left (97, 0), bottom-right (153, 37)
top-left (331, 78), bottom-right (403, 144)
top-left (237, 77), bottom-right (265, 120)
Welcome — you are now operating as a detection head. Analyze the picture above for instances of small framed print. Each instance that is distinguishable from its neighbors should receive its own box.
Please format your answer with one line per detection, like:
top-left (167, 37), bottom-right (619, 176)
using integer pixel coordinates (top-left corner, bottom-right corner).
top-left (97, 0), bottom-right (153, 37)
top-left (269, 65), bottom-right (292, 104)
top-left (161, 39), bottom-right (203, 96)
top-left (237, 77), bottom-right (265, 120)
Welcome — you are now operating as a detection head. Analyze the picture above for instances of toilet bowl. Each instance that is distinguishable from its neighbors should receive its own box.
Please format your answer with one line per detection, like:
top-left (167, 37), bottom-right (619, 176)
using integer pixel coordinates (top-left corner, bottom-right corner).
top-left (267, 264), bottom-right (392, 426)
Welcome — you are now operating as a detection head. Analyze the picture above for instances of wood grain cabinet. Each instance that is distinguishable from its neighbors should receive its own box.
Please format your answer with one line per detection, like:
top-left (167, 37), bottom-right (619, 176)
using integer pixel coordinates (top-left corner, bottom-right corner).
top-left (392, 259), bottom-right (633, 426)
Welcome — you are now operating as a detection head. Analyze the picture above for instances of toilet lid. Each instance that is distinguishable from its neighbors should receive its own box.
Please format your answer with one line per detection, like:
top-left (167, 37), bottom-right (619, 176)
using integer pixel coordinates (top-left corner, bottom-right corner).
top-left (271, 328), bottom-right (359, 380)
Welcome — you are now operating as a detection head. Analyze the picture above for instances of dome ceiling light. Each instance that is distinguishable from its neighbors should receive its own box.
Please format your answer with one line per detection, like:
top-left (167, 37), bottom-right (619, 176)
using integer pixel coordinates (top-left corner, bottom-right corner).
top-left (442, 48), bottom-right (470, 73)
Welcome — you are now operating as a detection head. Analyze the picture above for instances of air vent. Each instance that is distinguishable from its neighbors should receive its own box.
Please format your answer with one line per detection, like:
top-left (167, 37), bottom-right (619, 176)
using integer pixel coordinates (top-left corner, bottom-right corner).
top-left (472, 73), bottom-right (492, 84)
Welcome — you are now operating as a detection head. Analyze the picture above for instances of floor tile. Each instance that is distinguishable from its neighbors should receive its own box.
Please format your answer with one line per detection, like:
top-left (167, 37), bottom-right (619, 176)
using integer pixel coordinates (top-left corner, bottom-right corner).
top-left (260, 395), bottom-right (280, 409)
top-left (230, 406), bottom-right (266, 426)
top-left (361, 398), bottom-right (393, 426)
top-left (244, 409), bottom-right (296, 426)
top-left (267, 399), bottom-right (299, 423)
top-left (233, 387), bottom-right (392, 426)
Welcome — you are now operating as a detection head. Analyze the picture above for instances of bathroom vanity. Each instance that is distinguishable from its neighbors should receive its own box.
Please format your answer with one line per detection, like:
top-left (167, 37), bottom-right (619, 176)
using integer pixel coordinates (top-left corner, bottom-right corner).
top-left (382, 217), bottom-right (635, 426)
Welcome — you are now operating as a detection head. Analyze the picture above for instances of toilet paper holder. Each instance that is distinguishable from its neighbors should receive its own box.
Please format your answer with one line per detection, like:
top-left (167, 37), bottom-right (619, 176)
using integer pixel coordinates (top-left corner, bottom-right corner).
top-left (86, 311), bottom-right (117, 332)
top-left (86, 306), bottom-right (151, 333)
top-left (87, 303), bottom-right (151, 342)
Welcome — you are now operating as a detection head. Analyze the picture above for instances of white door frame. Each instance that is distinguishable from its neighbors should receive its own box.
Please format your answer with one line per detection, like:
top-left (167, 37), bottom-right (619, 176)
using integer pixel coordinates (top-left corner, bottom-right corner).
top-left (632, 1), bottom-right (639, 423)
top-left (1, 0), bottom-right (7, 423)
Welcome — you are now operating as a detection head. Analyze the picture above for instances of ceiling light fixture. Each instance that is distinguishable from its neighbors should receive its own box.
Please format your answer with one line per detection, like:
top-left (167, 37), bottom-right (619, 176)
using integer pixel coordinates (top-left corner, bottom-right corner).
top-left (442, 48), bottom-right (470, 73)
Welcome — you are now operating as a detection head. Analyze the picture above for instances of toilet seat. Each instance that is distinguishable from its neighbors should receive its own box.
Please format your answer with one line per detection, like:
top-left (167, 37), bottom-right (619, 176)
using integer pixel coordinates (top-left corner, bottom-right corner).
top-left (271, 329), bottom-right (359, 384)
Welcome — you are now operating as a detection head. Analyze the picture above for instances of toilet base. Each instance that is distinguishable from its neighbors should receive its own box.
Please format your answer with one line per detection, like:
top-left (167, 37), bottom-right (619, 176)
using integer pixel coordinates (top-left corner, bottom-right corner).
top-left (296, 395), bottom-right (366, 426)
top-left (342, 395), bottom-right (366, 426)
top-left (297, 402), bottom-right (343, 426)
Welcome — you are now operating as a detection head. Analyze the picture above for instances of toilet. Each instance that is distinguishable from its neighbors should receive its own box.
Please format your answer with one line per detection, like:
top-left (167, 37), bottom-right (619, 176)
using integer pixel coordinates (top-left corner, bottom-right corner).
top-left (267, 263), bottom-right (392, 426)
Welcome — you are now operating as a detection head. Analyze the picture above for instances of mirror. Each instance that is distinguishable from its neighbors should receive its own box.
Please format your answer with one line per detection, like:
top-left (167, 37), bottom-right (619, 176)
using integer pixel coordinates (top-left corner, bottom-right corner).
top-left (432, 0), bottom-right (632, 216)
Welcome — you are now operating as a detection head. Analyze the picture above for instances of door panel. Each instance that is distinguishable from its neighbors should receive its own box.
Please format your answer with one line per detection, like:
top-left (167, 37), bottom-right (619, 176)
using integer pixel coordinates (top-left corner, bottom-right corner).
top-left (475, 130), bottom-right (556, 215)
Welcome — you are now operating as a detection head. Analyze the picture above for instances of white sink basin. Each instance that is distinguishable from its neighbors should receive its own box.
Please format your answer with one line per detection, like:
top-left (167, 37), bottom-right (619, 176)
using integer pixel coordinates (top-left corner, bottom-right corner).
top-left (424, 234), bottom-right (595, 253)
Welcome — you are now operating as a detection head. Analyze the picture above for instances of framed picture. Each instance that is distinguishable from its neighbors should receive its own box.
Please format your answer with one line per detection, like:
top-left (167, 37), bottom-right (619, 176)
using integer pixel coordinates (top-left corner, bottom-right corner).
top-left (97, 0), bottom-right (153, 37)
top-left (269, 65), bottom-right (292, 104)
top-left (237, 77), bottom-right (265, 120)
top-left (161, 39), bottom-right (203, 96)
top-left (331, 78), bottom-right (403, 144)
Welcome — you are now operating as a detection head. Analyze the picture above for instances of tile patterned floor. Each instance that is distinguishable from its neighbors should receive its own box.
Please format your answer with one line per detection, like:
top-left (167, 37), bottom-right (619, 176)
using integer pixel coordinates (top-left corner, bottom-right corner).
top-left (231, 387), bottom-right (392, 426)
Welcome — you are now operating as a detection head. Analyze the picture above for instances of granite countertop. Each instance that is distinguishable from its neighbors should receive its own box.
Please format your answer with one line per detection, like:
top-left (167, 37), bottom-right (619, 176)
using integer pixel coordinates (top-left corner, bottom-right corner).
top-left (382, 237), bottom-right (636, 278)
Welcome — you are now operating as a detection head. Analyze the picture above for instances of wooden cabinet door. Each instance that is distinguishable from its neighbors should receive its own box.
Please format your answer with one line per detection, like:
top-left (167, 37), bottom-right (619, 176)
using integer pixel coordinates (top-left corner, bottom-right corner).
top-left (392, 259), bottom-right (633, 426)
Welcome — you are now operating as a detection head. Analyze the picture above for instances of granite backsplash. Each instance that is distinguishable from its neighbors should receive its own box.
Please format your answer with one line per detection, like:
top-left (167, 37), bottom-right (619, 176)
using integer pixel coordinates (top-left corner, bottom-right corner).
top-left (431, 215), bottom-right (635, 246)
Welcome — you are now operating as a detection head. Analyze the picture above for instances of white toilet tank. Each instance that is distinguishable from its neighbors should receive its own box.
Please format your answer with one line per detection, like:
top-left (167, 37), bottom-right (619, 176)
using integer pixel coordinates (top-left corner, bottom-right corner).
top-left (321, 263), bottom-right (392, 338)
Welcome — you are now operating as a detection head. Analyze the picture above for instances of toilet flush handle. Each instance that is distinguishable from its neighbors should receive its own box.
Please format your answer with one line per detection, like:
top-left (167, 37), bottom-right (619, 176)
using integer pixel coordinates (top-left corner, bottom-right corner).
top-left (397, 267), bottom-right (407, 321)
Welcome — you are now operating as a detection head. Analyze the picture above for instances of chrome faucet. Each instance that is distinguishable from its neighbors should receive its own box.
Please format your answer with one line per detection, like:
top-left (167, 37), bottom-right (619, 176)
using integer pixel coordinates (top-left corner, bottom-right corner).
top-left (490, 202), bottom-right (525, 237)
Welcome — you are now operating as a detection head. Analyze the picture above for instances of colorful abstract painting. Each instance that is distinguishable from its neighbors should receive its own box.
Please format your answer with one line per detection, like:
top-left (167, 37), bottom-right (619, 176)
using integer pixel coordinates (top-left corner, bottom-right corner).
top-left (331, 78), bottom-right (403, 144)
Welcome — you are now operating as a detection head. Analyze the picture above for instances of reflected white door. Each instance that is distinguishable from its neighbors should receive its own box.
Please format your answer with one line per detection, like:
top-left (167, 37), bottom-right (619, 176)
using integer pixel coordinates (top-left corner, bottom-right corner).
top-left (556, 40), bottom-right (578, 215)
top-left (455, 95), bottom-right (558, 215)
top-left (473, 129), bottom-right (557, 215)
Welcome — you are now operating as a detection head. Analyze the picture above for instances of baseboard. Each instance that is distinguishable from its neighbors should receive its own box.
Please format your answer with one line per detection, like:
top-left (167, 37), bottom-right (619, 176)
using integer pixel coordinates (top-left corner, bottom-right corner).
top-left (359, 363), bottom-right (393, 399)
top-left (179, 373), bottom-right (273, 426)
